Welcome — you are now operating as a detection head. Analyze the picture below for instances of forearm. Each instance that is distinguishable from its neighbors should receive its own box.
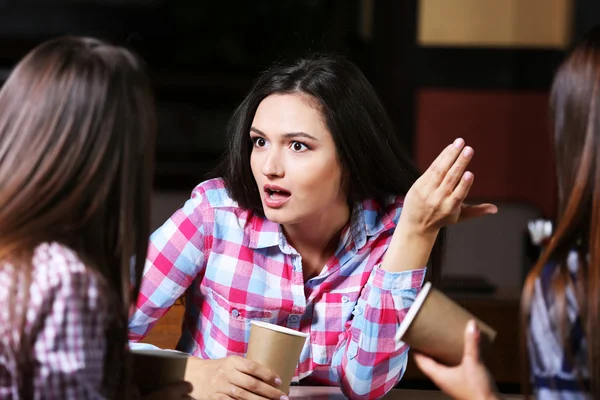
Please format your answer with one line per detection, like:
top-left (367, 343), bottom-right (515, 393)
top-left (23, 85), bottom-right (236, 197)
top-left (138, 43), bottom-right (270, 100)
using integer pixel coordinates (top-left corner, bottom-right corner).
top-left (380, 220), bottom-right (439, 273)
top-left (333, 268), bottom-right (426, 399)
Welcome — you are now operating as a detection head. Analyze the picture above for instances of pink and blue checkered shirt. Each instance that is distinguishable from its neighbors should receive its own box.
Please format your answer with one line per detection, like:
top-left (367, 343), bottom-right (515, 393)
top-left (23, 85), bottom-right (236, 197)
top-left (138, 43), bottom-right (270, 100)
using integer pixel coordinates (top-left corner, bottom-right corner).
top-left (128, 178), bottom-right (425, 399)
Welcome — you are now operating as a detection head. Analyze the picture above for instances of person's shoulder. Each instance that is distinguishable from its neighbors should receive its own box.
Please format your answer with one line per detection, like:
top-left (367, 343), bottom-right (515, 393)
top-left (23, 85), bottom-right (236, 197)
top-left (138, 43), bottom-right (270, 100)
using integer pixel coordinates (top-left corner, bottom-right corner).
top-left (189, 178), bottom-right (258, 232)
top-left (191, 177), bottom-right (241, 210)
top-left (31, 242), bottom-right (105, 299)
top-left (32, 242), bottom-right (91, 279)
top-left (13, 242), bottom-right (107, 328)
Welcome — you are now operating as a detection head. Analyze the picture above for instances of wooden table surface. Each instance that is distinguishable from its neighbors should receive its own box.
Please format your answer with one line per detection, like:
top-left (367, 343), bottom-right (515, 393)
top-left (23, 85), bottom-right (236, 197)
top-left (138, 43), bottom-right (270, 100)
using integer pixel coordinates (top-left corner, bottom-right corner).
top-left (288, 386), bottom-right (523, 399)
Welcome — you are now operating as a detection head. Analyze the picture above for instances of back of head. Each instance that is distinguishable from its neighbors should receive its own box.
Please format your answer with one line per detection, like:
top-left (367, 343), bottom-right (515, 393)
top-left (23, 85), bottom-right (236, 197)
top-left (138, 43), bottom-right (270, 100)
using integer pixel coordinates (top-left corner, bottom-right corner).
top-left (522, 25), bottom-right (600, 396)
top-left (0, 36), bottom-right (156, 396)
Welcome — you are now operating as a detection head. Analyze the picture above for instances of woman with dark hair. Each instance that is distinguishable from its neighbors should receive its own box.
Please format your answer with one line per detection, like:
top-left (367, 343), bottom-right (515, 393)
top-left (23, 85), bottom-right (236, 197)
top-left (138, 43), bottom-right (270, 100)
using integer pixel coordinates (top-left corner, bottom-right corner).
top-left (0, 37), bottom-right (192, 399)
top-left (129, 55), bottom-right (496, 399)
top-left (413, 26), bottom-right (600, 400)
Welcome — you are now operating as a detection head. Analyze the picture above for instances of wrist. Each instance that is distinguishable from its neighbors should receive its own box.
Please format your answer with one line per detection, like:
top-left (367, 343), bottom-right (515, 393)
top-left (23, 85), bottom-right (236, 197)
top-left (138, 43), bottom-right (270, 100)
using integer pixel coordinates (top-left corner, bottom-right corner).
top-left (394, 219), bottom-right (439, 245)
top-left (380, 220), bottom-right (440, 273)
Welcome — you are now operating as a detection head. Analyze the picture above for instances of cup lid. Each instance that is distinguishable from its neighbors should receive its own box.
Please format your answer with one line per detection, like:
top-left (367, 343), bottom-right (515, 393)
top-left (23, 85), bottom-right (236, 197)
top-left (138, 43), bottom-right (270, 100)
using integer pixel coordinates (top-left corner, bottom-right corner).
top-left (394, 281), bottom-right (432, 343)
top-left (250, 320), bottom-right (309, 337)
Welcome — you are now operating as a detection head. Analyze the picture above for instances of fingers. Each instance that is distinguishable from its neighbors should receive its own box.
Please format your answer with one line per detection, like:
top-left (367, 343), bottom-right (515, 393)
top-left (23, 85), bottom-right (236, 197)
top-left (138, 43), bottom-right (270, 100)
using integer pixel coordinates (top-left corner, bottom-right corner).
top-left (228, 384), bottom-right (272, 400)
top-left (229, 372), bottom-right (286, 400)
top-left (413, 353), bottom-right (451, 386)
top-left (425, 138), bottom-right (466, 187)
top-left (440, 146), bottom-right (474, 194)
top-left (459, 203), bottom-right (498, 222)
top-left (234, 358), bottom-right (282, 389)
top-left (448, 169), bottom-right (475, 206)
top-left (462, 320), bottom-right (481, 363)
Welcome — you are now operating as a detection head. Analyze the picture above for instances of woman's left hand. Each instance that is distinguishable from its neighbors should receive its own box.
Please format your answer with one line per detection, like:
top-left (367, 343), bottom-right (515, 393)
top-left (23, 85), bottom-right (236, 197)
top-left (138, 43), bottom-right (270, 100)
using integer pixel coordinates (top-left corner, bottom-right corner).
top-left (400, 138), bottom-right (497, 235)
top-left (381, 138), bottom-right (497, 273)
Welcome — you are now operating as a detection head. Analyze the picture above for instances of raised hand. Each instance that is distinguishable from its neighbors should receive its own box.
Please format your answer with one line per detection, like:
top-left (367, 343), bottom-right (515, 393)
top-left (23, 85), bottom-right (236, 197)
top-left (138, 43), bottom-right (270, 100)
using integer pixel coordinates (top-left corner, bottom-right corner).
top-left (382, 138), bottom-right (497, 273)
top-left (401, 138), bottom-right (497, 234)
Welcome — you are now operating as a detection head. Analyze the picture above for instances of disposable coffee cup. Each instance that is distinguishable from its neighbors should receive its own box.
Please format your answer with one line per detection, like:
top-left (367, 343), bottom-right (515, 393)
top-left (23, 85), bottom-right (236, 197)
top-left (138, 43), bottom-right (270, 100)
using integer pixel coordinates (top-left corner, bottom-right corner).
top-left (246, 321), bottom-right (309, 394)
top-left (394, 282), bottom-right (497, 366)
top-left (131, 348), bottom-right (189, 394)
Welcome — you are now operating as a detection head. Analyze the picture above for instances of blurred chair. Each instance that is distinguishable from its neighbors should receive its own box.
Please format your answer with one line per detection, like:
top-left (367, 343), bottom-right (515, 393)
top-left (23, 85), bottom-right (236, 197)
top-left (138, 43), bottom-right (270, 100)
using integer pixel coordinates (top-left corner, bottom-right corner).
top-left (441, 200), bottom-right (543, 293)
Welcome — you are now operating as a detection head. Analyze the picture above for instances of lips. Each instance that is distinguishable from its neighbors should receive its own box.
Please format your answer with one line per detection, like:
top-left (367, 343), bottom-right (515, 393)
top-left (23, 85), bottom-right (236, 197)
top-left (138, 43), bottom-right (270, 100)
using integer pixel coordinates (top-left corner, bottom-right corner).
top-left (263, 184), bottom-right (291, 208)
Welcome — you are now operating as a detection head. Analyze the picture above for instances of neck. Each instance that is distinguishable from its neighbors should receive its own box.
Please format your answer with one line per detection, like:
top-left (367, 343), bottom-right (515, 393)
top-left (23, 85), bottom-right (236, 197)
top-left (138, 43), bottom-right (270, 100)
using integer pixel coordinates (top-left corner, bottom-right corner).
top-left (282, 203), bottom-right (351, 261)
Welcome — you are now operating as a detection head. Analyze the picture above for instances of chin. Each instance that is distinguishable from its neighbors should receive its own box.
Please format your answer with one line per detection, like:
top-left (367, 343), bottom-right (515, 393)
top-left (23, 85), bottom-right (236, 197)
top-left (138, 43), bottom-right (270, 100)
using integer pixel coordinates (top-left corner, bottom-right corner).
top-left (262, 208), bottom-right (298, 225)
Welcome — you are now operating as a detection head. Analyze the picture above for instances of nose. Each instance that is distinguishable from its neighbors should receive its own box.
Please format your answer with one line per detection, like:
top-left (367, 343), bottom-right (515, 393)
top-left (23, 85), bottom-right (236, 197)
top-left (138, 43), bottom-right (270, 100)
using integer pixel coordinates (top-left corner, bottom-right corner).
top-left (261, 147), bottom-right (284, 178)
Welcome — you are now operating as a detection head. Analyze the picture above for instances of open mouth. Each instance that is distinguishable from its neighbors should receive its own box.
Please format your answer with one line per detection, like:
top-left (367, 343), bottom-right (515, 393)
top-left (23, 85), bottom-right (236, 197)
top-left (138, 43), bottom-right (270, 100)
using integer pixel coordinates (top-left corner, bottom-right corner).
top-left (266, 188), bottom-right (291, 200)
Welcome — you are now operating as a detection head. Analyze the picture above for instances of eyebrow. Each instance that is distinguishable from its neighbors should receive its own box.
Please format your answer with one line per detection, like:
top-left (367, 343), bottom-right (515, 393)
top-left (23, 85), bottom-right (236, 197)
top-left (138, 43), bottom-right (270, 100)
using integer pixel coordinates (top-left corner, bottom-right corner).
top-left (250, 127), bottom-right (320, 142)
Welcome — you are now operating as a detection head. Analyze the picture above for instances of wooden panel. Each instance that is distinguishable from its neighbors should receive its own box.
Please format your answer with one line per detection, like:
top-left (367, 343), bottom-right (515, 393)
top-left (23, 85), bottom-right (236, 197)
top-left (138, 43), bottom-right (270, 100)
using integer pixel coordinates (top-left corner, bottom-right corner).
top-left (418, 0), bottom-right (573, 48)
top-left (415, 89), bottom-right (557, 217)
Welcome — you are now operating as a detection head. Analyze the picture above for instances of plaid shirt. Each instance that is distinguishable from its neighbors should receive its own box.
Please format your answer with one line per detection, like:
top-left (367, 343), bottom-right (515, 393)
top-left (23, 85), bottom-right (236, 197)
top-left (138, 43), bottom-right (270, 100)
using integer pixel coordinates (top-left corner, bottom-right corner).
top-left (528, 252), bottom-right (590, 399)
top-left (0, 242), bottom-right (110, 399)
top-left (129, 178), bottom-right (425, 399)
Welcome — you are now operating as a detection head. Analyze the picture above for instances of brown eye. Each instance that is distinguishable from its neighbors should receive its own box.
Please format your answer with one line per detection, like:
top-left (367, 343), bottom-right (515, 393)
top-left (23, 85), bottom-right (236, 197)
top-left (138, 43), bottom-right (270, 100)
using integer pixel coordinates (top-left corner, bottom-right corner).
top-left (254, 137), bottom-right (266, 147)
top-left (291, 142), bottom-right (308, 152)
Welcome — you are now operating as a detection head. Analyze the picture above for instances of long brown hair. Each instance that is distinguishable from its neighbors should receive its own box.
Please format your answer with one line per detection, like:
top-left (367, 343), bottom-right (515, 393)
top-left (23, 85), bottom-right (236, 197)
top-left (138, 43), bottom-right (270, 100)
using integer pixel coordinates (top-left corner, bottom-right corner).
top-left (521, 27), bottom-right (600, 398)
top-left (0, 37), bottom-right (156, 398)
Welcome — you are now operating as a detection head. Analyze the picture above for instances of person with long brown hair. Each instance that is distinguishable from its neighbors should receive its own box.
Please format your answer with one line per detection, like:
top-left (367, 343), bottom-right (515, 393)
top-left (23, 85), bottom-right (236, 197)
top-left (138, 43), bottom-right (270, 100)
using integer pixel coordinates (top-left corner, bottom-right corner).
top-left (0, 37), bottom-right (192, 399)
top-left (413, 25), bottom-right (600, 400)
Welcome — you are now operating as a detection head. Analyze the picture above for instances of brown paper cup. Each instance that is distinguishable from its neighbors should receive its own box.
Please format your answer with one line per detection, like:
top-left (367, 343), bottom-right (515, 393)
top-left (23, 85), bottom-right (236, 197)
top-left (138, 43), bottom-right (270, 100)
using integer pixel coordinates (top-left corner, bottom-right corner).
top-left (394, 282), bottom-right (497, 367)
top-left (131, 348), bottom-right (189, 395)
top-left (246, 321), bottom-right (309, 394)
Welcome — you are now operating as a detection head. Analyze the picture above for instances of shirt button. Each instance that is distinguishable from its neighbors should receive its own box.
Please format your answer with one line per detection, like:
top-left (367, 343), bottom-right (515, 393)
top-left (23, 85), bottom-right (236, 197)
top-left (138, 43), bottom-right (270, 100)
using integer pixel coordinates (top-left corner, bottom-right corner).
top-left (355, 307), bottom-right (363, 315)
top-left (231, 309), bottom-right (240, 318)
top-left (289, 315), bottom-right (299, 322)
top-left (341, 295), bottom-right (350, 303)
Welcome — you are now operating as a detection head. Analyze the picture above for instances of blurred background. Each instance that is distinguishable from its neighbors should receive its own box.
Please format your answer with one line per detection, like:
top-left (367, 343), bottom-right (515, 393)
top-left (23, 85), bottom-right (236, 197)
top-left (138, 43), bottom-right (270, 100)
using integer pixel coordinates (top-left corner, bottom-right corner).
top-left (1, 0), bottom-right (599, 391)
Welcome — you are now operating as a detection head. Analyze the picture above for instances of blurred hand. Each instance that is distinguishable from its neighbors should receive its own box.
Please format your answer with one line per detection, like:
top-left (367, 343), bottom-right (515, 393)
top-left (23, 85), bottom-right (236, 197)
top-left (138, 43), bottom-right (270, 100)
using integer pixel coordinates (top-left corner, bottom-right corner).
top-left (413, 320), bottom-right (500, 400)
top-left (400, 138), bottom-right (497, 235)
top-left (184, 355), bottom-right (288, 400)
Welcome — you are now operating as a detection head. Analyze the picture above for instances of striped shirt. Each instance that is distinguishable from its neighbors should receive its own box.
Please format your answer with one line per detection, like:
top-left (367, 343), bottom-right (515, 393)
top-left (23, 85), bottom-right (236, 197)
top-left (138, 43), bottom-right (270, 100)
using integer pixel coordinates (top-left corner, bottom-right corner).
top-left (128, 178), bottom-right (425, 399)
top-left (528, 252), bottom-right (590, 399)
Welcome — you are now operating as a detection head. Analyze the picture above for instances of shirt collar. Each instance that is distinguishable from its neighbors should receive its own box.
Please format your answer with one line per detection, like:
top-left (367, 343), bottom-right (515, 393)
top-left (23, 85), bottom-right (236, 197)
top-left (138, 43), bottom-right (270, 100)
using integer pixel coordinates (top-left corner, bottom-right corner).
top-left (246, 196), bottom-right (399, 251)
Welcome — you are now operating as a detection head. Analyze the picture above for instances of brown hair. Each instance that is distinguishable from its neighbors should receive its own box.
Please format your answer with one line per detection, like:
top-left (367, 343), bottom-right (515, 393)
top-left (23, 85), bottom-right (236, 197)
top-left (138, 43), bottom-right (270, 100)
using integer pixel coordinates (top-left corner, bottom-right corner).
top-left (0, 37), bottom-right (156, 398)
top-left (521, 26), bottom-right (600, 398)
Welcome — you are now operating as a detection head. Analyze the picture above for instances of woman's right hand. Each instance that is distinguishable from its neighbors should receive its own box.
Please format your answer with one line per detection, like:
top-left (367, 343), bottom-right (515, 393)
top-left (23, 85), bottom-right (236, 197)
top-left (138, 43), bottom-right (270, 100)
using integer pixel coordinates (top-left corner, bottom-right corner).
top-left (184, 355), bottom-right (288, 400)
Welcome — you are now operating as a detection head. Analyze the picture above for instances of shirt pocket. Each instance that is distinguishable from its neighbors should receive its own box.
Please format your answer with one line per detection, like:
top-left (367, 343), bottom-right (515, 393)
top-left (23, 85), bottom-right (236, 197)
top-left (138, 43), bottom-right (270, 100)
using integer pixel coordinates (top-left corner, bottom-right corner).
top-left (202, 287), bottom-right (275, 358)
top-left (310, 292), bottom-right (359, 365)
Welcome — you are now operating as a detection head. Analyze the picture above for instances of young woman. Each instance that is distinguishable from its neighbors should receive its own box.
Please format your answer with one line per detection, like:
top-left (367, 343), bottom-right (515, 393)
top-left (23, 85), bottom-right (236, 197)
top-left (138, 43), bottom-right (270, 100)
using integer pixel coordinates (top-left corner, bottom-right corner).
top-left (129, 55), bottom-right (496, 400)
top-left (0, 37), bottom-right (192, 399)
top-left (413, 25), bottom-right (600, 400)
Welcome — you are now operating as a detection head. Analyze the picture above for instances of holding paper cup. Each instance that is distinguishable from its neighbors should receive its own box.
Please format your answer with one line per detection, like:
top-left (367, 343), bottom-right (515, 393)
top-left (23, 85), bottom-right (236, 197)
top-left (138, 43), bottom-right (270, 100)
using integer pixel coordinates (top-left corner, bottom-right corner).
top-left (394, 282), bottom-right (497, 366)
top-left (246, 321), bottom-right (309, 394)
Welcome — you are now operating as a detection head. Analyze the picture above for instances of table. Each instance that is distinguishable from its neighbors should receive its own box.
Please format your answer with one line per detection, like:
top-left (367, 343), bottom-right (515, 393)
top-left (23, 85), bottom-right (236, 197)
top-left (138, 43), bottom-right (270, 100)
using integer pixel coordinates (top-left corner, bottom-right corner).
top-left (288, 386), bottom-right (524, 399)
